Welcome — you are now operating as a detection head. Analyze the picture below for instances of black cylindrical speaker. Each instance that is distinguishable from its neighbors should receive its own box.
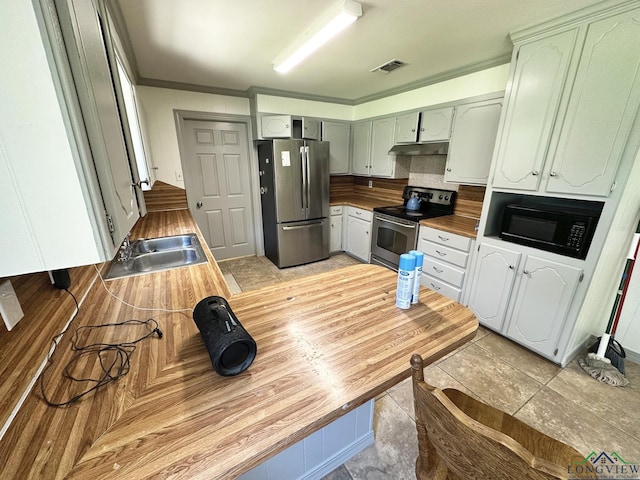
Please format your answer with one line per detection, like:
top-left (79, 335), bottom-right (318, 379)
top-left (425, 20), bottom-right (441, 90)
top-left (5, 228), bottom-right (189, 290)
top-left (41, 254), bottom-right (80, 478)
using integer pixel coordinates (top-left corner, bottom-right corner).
top-left (192, 296), bottom-right (257, 376)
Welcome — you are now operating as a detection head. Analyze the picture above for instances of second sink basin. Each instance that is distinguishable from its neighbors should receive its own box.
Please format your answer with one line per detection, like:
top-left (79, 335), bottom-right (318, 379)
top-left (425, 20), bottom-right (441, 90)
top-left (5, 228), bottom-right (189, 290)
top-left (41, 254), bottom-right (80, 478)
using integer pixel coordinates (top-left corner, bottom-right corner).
top-left (131, 247), bottom-right (203, 272)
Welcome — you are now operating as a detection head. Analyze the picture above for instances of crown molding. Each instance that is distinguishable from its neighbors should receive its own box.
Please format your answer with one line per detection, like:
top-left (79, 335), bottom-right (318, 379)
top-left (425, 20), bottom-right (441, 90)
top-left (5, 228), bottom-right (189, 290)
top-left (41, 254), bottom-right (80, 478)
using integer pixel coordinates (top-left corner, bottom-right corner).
top-left (103, 0), bottom-right (140, 83)
top-left (351, 53), bottom-right (512, 105)
top-left (134, 53), bottom-right (511, 107)
top-left (137, 77), bottom-right (250, 98)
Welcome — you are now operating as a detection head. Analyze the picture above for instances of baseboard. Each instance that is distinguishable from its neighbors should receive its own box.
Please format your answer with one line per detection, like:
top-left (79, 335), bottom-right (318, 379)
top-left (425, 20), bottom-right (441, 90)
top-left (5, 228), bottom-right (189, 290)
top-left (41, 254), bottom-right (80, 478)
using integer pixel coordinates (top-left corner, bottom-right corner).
top-left (624, 347), bottom-right (640, 365)
top-left (299, 431), bottom-right (375, 480)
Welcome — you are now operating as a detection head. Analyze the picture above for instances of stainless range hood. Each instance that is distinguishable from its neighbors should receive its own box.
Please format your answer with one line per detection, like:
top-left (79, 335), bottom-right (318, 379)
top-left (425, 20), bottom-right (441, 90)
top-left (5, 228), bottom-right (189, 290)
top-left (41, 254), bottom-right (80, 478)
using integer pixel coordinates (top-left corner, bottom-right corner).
top-left (388, 142), bottom-right (448, 156)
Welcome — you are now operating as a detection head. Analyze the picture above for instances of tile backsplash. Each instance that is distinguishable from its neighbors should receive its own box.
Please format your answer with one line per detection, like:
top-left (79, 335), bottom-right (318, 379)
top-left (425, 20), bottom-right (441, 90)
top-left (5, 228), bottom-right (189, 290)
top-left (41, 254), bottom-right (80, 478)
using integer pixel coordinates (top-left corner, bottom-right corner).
top-left (407, 155), bottom-right (459, 191)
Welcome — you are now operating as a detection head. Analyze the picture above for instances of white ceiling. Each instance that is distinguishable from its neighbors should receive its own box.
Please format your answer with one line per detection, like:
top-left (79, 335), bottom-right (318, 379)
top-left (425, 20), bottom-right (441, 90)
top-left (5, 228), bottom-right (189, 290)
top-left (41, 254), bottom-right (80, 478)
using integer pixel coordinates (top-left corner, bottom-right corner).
top-left (116, 0), bottom-right (604, 103)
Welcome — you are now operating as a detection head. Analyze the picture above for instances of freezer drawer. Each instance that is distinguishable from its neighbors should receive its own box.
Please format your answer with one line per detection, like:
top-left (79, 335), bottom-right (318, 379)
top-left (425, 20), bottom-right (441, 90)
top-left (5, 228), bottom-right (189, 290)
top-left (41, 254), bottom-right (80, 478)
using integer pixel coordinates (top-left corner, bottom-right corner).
top-left (275, 219), bottom-right (330, 268)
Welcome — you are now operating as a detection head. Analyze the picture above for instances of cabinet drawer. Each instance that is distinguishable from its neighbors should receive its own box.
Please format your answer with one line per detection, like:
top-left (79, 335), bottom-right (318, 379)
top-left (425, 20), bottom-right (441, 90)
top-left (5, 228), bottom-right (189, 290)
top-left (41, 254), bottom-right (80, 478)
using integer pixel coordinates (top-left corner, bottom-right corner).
top-left (421, 274), bottom-right (462, 302)
top-left (419, 239), bottom-right (469, 268)
top-left (423, 257), bottom-right (465, 288)
top-left (347, 207), bottom-right (372, 222)
top-left (420, 226), bottom-right (471, 252)
top-left (330, 205), bottom-right (343, 215)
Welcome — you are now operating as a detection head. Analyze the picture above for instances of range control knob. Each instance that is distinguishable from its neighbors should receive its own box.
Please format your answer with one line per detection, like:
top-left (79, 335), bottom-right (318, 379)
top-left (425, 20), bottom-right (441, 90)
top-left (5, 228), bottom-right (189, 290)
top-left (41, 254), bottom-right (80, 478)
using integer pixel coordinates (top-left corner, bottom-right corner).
top-left (439, 194), bottom-right (443, 199)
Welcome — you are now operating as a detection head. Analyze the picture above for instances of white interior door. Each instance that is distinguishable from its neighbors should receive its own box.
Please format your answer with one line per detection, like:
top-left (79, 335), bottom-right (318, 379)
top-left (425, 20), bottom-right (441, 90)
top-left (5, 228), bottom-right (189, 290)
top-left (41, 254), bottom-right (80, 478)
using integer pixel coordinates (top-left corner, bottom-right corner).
top-left (182, 120), bottom-right (255, 260)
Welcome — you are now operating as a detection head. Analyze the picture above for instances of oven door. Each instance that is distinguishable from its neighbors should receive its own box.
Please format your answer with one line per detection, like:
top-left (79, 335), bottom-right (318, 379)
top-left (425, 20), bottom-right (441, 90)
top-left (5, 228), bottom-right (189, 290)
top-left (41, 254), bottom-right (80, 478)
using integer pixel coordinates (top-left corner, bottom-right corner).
top-left (371, 213), bottom-right (419, 268)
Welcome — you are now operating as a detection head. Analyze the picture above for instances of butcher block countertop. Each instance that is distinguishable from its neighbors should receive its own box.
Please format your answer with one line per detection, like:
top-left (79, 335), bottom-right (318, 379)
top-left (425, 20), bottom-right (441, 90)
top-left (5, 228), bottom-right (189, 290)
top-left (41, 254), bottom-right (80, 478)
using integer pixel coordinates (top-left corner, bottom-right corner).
top-left (420, 215), bottom-right (479, 239)
top-left (331, 196), bottom-right (478, 238)
top-left (0, 210), bottom-right (477, 480)
top-left (330, 196), bottom-right (391, 211)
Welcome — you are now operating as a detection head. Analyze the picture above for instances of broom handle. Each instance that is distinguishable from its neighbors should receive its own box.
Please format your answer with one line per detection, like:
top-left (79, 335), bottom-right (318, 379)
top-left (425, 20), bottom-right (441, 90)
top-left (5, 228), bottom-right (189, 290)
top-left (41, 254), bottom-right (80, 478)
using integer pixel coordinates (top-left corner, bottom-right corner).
top-left (611, 229), bottom-right (640, 335)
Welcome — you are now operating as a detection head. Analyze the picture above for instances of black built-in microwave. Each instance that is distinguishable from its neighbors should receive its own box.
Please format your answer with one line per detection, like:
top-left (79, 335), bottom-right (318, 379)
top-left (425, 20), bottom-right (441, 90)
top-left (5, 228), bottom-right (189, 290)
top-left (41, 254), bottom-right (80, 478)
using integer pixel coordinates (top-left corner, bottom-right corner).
top-left (500, 203), bottom-right (601, 259)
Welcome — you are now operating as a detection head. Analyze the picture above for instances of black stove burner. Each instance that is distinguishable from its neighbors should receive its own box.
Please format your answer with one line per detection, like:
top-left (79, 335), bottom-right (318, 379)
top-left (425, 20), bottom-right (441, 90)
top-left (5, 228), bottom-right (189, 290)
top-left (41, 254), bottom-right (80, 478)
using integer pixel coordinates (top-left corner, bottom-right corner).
top-left (373, 186), bottom-right (457, 222)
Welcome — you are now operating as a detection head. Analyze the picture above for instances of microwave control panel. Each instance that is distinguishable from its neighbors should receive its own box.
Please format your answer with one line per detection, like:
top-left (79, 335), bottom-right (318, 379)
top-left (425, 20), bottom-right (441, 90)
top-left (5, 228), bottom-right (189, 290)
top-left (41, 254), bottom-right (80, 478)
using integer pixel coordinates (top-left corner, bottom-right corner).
top-left (567, 223), bottom-right (586, 248)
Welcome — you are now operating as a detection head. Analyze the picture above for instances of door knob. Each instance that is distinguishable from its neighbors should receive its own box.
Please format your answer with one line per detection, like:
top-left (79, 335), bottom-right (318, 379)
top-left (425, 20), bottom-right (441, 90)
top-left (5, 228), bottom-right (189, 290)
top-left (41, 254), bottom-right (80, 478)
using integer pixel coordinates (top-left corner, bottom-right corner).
top-left (196, 201), bottom-right (203, 209)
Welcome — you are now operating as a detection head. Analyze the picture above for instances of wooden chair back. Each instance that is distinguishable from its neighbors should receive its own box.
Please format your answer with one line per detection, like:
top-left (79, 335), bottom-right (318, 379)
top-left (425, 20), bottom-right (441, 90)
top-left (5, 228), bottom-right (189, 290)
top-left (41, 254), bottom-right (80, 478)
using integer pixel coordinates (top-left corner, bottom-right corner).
top-left (410, 354), bottom-right (595, 479)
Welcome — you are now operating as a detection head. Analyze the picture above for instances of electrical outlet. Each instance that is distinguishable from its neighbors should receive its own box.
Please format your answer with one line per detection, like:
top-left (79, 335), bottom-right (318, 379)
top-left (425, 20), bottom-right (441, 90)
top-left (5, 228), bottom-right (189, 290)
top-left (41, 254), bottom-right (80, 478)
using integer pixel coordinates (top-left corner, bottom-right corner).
top-left (175, 171), bottom-right (183, 181)
top-left (0, 280), bottom-right (24, 331)
top-left (368, 180), bottom-right (373, 188)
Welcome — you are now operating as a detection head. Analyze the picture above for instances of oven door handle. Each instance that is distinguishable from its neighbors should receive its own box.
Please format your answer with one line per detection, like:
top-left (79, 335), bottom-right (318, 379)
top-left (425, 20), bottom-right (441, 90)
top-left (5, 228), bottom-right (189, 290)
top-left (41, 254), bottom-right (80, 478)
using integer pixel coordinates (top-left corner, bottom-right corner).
top-left (375, 216), bottom-right (416, 229)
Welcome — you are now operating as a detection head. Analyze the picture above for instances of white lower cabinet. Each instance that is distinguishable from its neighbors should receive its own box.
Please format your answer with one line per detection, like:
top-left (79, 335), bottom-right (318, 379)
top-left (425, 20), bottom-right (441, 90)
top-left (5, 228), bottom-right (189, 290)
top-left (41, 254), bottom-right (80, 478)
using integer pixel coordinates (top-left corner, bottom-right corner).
top-left (418, 226), bottom-right (474, 304)
top-left (506, 255), bottom-right (582, 358)
top-left (468, 242), bottom-right (583, 360)
top-left (344, 207), bottom-right (371, 262)
top-left (239, 399), bottom-right (374, 480)
top-left (330, 206), bottom-right (343, 253)
top-left (467, 244), bottom-right (521, 331)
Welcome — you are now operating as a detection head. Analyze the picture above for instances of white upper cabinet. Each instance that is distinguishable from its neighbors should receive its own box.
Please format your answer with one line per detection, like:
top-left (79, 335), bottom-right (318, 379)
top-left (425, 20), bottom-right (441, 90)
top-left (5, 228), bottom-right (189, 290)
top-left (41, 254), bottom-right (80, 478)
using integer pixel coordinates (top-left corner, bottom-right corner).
top-left (301, 117), bottom-right (320, 140)
top-left (351, 121), bottom-right (372, 175)
top-left (492, 6), bottom-right (640, 197)
top-left (261, 115), bottom-right (293, 138)
top-left (370, 117), bottom-right (396, 177)
top-left (418, 107), bottom-right (454, 142)
top-left (394, 112), bottom-right (420, 143)
top-left (444, 98), bottom-right (502, 185)
top-left (545, 9), bottom-right (640, 196)
top-left (0, 0), bottom-right (137, 277)
top-left (492, 29), bottom-right (579, 191)
top-left (261, 115), bottom-right (320, 139)
top-left (321, 121), bottom-right (351, 174)
top-left (351, 118), bottom-right (408, 178)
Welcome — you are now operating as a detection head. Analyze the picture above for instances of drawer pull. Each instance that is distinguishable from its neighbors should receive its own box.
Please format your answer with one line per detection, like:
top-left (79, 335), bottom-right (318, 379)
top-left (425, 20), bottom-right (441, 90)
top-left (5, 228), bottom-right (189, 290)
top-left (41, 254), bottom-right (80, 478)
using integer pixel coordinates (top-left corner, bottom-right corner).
top-left (432, 266), bottom-right (444, 274)
top-left (438, 235), bottom-right (449, 242)
top-left (435, 250), bottom-right (447, 257)
top-left (430, 283), bottom-right (441, 291)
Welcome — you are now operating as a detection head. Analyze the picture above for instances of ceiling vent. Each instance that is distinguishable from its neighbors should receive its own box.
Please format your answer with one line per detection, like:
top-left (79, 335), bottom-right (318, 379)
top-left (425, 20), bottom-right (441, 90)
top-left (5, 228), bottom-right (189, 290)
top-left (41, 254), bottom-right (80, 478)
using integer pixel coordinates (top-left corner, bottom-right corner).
top-left (371, 59), bottom-right (407, 74)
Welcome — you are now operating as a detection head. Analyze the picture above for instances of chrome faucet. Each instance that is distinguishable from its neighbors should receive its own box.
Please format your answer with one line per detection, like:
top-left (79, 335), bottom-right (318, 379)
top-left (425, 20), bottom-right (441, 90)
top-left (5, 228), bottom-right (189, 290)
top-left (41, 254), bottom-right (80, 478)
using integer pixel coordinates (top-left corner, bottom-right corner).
top-left (118, 234), bottom-right (133, 262)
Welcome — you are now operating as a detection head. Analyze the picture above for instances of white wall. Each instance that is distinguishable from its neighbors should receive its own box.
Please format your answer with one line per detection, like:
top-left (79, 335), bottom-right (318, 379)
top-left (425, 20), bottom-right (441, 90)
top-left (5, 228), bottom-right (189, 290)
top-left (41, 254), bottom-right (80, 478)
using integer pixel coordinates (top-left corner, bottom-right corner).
top-left (137, 64), bottom-right (510, 189)
top-left (136, 86), bottom-right (251, 187)
top-left (353, 64), bottom-right (511, 120)
top-left (571, 146), bottom-right (640, 356)
top-left (256, 95), bottom-right (352, 120)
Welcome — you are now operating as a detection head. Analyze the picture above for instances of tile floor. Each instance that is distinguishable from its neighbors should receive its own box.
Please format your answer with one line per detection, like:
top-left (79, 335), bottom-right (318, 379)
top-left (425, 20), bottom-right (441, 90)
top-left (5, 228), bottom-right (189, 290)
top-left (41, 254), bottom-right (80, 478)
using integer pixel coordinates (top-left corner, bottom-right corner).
top-left (218, 254), bottom-right (640, 480)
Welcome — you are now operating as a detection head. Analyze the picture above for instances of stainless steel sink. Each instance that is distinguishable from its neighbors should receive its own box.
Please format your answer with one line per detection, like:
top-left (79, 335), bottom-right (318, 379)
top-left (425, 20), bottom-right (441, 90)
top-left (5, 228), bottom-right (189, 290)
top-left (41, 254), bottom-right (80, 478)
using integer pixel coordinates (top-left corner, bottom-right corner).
top-left (132, 234), bottom-right (197, 254)
top-left (104, 233), bottom-right (208, 279)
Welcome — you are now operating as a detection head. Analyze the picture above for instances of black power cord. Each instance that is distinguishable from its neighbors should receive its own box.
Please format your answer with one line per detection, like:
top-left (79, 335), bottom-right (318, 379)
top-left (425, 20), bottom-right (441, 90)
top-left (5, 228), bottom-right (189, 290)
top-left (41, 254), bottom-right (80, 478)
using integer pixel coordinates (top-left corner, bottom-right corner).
top-left (40, 288), bottom-right (163, 407)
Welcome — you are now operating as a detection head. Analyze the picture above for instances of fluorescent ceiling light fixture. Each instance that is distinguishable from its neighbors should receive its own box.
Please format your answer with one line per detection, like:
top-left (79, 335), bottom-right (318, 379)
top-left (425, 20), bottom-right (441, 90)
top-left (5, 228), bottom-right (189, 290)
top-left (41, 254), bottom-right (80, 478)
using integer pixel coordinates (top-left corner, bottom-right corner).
top-left (274, 0), bottom-right (362, 73)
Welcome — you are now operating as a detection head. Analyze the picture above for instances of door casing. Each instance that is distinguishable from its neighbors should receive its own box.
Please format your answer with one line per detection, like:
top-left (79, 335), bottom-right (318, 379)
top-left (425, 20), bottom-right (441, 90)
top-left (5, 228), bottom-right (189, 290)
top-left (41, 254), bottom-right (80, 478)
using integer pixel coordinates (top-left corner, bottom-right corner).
top-left (175, 110), bottom-right (264, 257)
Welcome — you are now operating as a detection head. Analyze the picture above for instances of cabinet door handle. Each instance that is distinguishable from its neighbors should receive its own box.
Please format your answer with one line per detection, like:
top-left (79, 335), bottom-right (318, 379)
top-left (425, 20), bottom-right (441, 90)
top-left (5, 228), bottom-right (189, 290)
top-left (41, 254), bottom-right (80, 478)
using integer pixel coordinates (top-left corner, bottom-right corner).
top-left (411, 128), bottom-right (416, 132)
top-left (435, 250), bottom-right (447, 257)
top-left (432, 266), bottom-right (443, 274)
top-left (196, 201), bottom-right (203, 209)
top-left (531, 171), bottom-right (539, 176)
top-left (509, 265), bottom-right (515, 270)
top-left (438, 235), bottom-right (449, 242)
top-left (523, 269), bottom-right (530, 276)
top-left (446, 168), bottom-right (451, 172)
top-left (549, 171), bottom-right (557, 177)
top-left (430, 283), bottom-right (441, 291)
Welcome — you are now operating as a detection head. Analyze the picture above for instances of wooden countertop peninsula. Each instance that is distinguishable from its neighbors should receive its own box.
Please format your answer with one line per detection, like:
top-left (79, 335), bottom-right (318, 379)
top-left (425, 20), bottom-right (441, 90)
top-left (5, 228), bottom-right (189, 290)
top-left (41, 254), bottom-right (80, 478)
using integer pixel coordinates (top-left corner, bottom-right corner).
top-left (0, 210), bottom-right (477, 479)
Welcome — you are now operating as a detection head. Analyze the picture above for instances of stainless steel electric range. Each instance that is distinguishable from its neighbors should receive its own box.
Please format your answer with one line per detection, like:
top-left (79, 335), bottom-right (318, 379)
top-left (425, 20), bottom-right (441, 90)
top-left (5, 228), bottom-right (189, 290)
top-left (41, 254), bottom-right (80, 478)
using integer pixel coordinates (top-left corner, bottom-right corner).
top-left (370, 186), bottom-right (456, 271)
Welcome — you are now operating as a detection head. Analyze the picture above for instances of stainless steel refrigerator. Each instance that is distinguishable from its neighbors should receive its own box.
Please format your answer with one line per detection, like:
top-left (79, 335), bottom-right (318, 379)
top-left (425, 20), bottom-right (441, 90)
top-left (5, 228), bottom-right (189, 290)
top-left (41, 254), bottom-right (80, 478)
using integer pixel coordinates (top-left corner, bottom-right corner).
top-left (257, 139), bottom-right (330, 268)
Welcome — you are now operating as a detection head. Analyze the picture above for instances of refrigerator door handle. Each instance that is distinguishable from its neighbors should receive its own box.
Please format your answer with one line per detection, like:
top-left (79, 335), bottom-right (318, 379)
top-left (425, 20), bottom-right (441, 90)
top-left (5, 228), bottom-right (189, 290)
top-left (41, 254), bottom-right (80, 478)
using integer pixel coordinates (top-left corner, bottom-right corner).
top-left (300, 146), bottom-right (307, 211)
top-left (305, 145), bottom-right (311, 216)
top-left (282, 220), bottom-right (324, 230)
